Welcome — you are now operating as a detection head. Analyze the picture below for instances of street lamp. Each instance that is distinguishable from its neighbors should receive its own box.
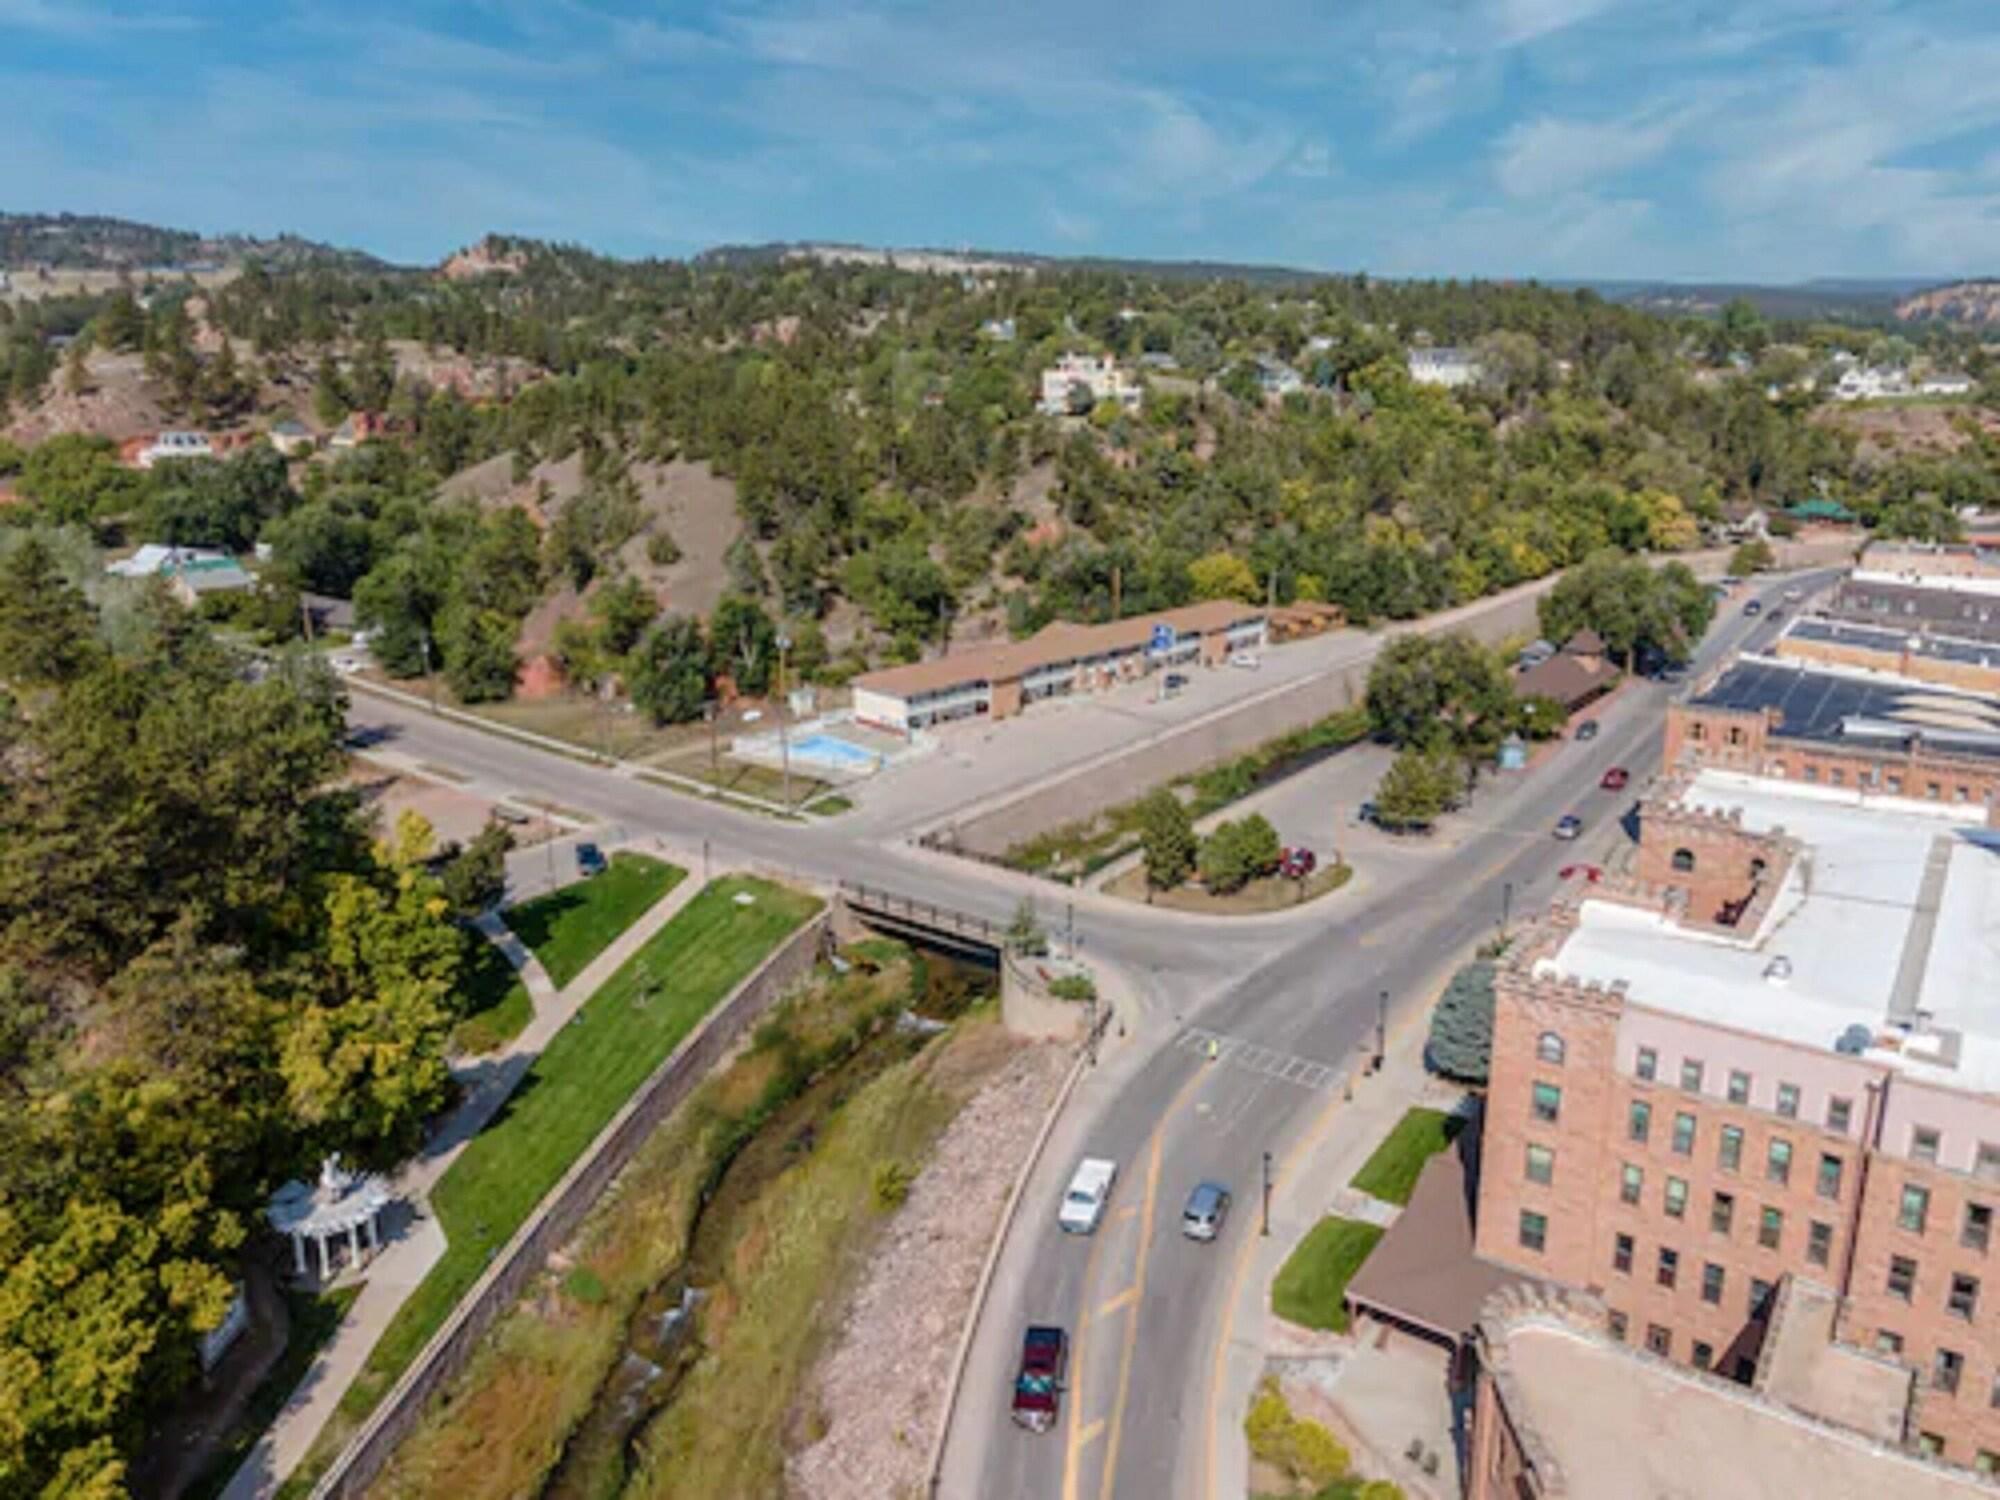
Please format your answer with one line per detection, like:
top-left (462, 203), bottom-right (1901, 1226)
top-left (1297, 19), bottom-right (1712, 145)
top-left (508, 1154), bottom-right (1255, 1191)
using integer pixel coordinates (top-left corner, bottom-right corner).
top-left (418, 630), bottom-right (437, 715)
top-left (1376, 988), bottom-right (1388, 1072)
top-left (1261, 1151), bottom-right (1273, 1237)
top-left (775, 631), bottom-right (792, 811)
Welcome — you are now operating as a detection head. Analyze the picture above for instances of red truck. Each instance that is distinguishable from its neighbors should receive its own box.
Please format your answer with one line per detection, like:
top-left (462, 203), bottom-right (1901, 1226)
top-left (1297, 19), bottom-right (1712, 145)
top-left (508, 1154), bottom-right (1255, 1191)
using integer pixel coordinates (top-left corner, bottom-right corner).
top-left (1011, 1325), bottom-right (1069, 1432)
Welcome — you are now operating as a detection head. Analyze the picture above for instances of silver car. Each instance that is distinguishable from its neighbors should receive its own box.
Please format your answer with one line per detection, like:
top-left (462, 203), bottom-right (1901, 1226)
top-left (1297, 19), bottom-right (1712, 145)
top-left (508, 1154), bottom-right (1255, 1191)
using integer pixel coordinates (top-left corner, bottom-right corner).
top-left (1181, 1182), bottom-right (1232, 1241)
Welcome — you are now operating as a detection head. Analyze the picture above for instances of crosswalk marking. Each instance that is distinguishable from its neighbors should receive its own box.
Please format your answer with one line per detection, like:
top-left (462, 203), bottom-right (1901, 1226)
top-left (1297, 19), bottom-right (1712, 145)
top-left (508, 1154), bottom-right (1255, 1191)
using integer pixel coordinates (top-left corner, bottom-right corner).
top-left (1175, 1028), bottom-right (1339, 1091)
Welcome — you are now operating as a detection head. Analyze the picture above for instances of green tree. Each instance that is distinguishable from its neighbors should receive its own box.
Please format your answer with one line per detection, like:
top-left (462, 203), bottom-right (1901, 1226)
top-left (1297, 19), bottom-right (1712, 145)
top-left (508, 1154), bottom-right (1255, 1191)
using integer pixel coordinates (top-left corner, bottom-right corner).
top-left (1137, 789), bottom-right (1197, 897)
top-left (1198, 814), bottom-right (1281, 894)
top-left (589, 575), bottom-right (659, 657)
top-left (628, 614), bottom-right (709, 724)
top-left (0, 537), bottom-right (101, 686)
top-left (439, 819), bottom-right (513, 918)
top-left (709, 594), bottom-right (777, 695)
top-left (1728, 538), bottom-right (1775, 577)
top-left (1426, 961), bottom-right (1496, 1083)
top-left (1514, 694), bottom-right (1567, 741)
top-left (313, 351), bottom-right (349, 427)
top-left (1364, 634), bottom-right (1513, 759)
top-left (1006, 896), bottom-right (1049, 955)
top-left (1187, 550), bottom-right (1259, 603)
top-left (438, 604), bottom-right (519, 703)
top-left (1374, 746), bottom-right (1458, 829)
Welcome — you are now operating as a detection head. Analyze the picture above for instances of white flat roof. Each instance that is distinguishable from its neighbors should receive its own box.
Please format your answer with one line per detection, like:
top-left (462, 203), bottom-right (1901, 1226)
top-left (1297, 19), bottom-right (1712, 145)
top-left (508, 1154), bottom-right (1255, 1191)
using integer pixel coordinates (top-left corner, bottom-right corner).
top-left (1546, 769), bottom-right (2000, 1090)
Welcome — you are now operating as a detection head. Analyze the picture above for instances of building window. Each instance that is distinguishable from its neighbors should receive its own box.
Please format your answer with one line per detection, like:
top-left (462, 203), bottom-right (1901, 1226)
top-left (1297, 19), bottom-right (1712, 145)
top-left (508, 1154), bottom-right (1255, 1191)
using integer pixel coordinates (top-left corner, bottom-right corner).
top-left (1827, 1096), bottom-right (1853, 1134)
top-left (1635, 1046), bottom-right (1658, 1081)
top-left (1965, 1203), bottom-right (1993, 1253)
top-left (1889, 1256), bottom-right (1918, 1301)
top-left (1608, 1310), bottom-right (1628, 1342)
top-left (1951, 1274), bottom-right (1980, 1320)
top-left (1927, 782), bottom-right (1942, 801)
top-left (1711, 1191), bottom-right (1735, 1235)
top-left (1878, 1330), bottom-right (1905, 1356)
top-left (1913, 1127), bottom-right (1941, 1165)
top-left (1526, 1144), bottom-right (1554, 1185)
top-left (1817, 1153), bottom-right (1844, 1201)
top-left (1978, 1143), bottom-right (2000, 1184)
top-left (1693, 1341), bottom-right (1714, 1371)
top-left (1680, 1059), bottom-right (1704, 1093)
top-left (1702, 1262), bottom-right (1725, 1304)
top-left (1803, 764), bottom-right (1820, 783)
top-left (1672, 848), bottom-right (1696, 873)
top-left (1727, 1070), bottom-right (1751, 1105)
top-left (1657, 1247), bottom-right (1679, 1288)
top-left (1629, 1100), bottom-right (1652, 1143)
top-left (1622, 1163), bottom-right (1644, 1205)
top-left (1775, 1083), bottom-right (1800, 1119)
top-left (1750, 1278), bottom-right (1774, 1316)
top-left (1808, 1220), bottom-right (1833, 1267)
top-left (1977, 1451), bottom-right (1999, 1477)
top-left (1665, 1177), bottom-right (1689, 1219)
top-left (1673, 1113), bottom-right (1697, 1156)
top-left (1614, 1233), bottom-right (1634, 1273)
top-left (1532, 1082), bottom-right (1562, 1123)
top-left (1519, 1210), bottom-right (1548, 1253)
top-left (1537, 1031), bottom-right (1566, 1065)
top-left (1829, 767), bottom-right (1845, 787)
top-left (1719, 1125), bottom-right (1743, 1172)
top-left (1766, 1138), bottom-right (1792, 1185)
top-left (1901, 1184), bottom-right (1931, 1234)
top-left (1936, 1349), bottom-right (1964, 1395)
top-left (1646, 1323), bottom-right (1672, 1356)
top-left (1919, 1433), bottom-right (1944, 1459)
top-left (1759, 1206), bottom-right (1784, 1250)
top-left (1990, 1373), bottom-right (2000, 1409)
top-left (1689, 723), bottom-right (1706, 742)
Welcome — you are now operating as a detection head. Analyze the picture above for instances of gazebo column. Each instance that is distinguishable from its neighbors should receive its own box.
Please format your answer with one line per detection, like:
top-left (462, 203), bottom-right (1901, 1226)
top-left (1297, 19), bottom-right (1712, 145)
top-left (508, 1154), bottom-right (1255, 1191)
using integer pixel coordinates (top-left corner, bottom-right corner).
top-left (292, 1232), bottom-right (306, 1277)
top-left (348, 1222), bottom-right (360, 1265)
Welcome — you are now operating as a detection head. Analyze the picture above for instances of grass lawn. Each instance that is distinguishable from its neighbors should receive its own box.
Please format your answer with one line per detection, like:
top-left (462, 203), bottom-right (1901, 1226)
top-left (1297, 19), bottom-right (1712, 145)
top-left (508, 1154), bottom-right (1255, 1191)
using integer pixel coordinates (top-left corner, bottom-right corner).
top-left (647, 745), bottom-right (835, 809)
top-left (449, 933), bottom-right (532, 1055)
top-left (507, 851), bottom-right (683, 989)
top-left (1271, 1216), bottom-right (1384, 1332)
top-left (326, 877), bottom-right (822, 1446)
top-left (806, 794), bottom-right (854, 817)
top-left (1348, 1107), bottom-right (1464, 1207)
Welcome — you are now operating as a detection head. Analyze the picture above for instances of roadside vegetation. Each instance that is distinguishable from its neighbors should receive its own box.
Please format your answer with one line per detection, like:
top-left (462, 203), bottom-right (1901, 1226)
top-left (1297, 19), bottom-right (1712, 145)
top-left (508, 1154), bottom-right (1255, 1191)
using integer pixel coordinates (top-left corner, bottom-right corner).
top-left (504, 850), bottom-right (682, 987)
top-left (1271, 1217), bottom-right (1385, 1333)
top-left (1348, 1108), bottom-right (1464, 1206)
top-left (292, 876), bottom-right (820, 1492)
top-left (1246, 1377), bottom-right (1405, 1500)
top-left (361, 942), bottom-right (1009, 1500)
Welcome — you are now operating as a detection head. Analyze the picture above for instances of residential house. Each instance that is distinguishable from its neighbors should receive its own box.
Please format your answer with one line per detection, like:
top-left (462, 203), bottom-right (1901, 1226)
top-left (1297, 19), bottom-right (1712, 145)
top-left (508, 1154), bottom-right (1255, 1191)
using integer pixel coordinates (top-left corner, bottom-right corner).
top-left (1407, 346), bottom-right (1484, 388)
top-left (133, 431), bottom-right (214, 469)
top-left (1513, 630), bottom-right (1620, 712)
top-left (107, 544), bottom-right (255, 606)
top-left (980, 317), bottom-right (1016, 342)
top-left (267, 419), bottom-right (315, 457)
top-left (1834, 366), bottom-right (1912, 401)
top-left (329, 411), bottom-right (388, 450)
top-left (1919, 373), bottom-right (1976, 398)
top-left (1254, 357), bottom-right (1303, 398)
top-left (1037, 353), bottom-right (1142, 416)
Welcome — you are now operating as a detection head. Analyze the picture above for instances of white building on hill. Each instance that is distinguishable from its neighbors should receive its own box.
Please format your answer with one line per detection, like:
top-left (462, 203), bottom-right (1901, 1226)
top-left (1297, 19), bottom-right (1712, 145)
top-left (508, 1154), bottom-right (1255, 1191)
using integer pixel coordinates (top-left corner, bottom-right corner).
top-left (1406, 346), bottom-right (1482, 387)
top-left (1037, 353), bottom-right (1141, 415)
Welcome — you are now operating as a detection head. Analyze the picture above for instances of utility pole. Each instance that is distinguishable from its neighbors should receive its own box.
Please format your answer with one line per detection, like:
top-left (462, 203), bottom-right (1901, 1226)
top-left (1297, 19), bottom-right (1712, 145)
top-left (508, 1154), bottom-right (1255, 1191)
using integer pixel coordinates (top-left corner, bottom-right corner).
top-left (1501, 880), bottom-right (1514, 939)
top-left (419, 631), bottom-right (437, 715)
top-left (1261, 1151), bottom-right (1273, 1237)
top-left (1376, 988), bottom-right (1388, 1071)
top-left (776, 632), bottom-right (793, 811)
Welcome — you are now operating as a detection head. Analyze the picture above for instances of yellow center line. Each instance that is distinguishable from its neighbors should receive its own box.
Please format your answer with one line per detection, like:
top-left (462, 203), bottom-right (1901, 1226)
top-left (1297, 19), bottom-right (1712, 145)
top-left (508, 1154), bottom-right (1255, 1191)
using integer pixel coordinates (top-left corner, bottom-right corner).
top-left (1062, 1197), bottom-right (1115, 1500)
top-left (1097, 1065), bottom-right (1210, 1500)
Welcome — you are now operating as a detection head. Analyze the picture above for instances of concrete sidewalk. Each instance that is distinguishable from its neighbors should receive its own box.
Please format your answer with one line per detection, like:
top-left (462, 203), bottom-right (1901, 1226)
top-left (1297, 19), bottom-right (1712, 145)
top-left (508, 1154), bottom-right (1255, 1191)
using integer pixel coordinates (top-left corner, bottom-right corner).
top-left (222, 846), bottom-right (726, 1500)
top-left (1203, 990), bottom-right (1466, 1500)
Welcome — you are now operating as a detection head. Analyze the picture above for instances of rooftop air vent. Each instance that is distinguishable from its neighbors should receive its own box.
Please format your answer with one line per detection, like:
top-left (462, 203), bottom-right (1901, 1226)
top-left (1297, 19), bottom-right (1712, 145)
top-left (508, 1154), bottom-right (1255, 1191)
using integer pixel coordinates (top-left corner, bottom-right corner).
top-left (1764, 955), bottom-right (1793, 984)
top-left (1834, 1023), bottom-right (1873, 1056)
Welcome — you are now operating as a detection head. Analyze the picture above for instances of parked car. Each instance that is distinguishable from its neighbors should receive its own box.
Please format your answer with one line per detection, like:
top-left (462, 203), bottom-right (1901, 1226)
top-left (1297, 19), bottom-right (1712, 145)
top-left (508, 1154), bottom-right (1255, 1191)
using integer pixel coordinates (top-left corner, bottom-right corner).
top-left (1058, 1157), bottom-right (1118, 1234)
top-left (1011, 1325), bottom-right (1069, 1432)
top-left (1279, 847), bottom-right (1317, 879)
top-left (1600, 767), bottom-right (1630, 791)
top-left (1743, 599), bottom-right (1763, 616)
top-left (1554, 814), bottom-right (1584, 841)
top-left (1181, 1182), bottom-right (1232, 1242)
top-left (1163, 672), bottom-right (1189, 694)
top-left (575, 841), bottom-right (608, 876)
top-left (1574, 720), bottom-right (1600, 742)
top-left (1229, 652), bottom-right (1261, 670)
top-left (1767, 608), bottom-right (1785, 623)
top-left (1783, 586), bottom-right (1803, 603)
top-left (1558, 863), bottom-right (1604, 883)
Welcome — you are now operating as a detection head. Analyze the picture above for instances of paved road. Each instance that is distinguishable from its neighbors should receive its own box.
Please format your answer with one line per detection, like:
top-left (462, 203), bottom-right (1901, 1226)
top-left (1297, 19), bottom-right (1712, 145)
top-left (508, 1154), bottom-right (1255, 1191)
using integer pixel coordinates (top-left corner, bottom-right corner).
top-left (941, 571), bottom-right (1836, 1500)
top-left (343, 571), bottom-right (1830, 1500)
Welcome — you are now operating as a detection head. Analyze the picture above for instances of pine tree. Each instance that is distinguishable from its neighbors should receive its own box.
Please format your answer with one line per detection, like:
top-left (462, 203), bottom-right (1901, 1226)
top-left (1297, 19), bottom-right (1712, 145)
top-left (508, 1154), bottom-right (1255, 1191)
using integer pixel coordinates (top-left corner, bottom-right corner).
top-left (1427, 962), bottom-right (1496, 1083)
top-left (1138, 789), bottom-right (1197, 898)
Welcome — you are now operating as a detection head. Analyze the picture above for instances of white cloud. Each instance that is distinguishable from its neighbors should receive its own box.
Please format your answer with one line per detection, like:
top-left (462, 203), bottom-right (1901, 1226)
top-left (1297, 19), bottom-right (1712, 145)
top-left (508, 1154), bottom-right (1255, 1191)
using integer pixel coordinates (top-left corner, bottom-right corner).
top-left (1485, 0), bottom-right (1621, 47)
top-left (1494, 113), bottom-right (1682, 198)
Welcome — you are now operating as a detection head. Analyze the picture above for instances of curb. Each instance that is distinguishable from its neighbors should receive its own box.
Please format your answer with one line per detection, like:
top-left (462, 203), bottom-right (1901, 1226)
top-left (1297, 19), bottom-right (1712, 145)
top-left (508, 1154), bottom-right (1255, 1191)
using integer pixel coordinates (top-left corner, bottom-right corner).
top-left (923, 1025), bottom-right (1096, 1495)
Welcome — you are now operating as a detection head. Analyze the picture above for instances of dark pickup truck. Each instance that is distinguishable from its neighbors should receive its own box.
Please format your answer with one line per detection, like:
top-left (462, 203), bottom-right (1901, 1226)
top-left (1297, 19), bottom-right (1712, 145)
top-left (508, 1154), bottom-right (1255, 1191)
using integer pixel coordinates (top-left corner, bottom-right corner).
top-left (1011, 1325), bottom-right (1068, 1433)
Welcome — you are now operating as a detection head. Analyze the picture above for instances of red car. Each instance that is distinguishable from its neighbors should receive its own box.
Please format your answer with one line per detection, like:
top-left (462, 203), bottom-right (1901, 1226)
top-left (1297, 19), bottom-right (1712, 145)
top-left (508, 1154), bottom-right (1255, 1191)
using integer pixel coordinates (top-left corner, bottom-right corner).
top-left (1600, 767), bottom-right (1630, 791)
top-left (1559, 864), bottom-right (1604, 884)
top-left (1012, 1325), bottom-right (1068, 1433)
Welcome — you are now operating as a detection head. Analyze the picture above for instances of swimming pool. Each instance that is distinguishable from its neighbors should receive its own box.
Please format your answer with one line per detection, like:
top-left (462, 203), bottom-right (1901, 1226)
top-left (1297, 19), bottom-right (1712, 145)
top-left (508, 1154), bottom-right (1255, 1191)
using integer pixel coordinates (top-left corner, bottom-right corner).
top-left (789, 733), bottom-right (882, 771)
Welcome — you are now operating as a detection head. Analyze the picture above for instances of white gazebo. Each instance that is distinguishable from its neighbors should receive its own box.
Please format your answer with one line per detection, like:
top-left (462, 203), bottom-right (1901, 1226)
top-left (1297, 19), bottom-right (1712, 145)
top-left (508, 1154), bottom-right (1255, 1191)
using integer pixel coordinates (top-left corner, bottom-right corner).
top-left (266, 1156), bottom-right (393, 1281)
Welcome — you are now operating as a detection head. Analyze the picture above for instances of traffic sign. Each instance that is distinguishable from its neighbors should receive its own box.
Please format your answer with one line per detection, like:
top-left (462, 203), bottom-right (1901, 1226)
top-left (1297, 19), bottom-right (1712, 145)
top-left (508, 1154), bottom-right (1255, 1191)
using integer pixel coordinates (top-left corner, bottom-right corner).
top-left (1149, 623), bottom-right (1176, 653)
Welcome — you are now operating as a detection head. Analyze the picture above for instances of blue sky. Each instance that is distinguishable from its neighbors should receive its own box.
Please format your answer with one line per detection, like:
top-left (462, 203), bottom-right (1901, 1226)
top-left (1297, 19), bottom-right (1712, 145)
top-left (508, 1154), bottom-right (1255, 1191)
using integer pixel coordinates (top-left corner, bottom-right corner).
top-left (3, 0), bottom-right (1998, 279)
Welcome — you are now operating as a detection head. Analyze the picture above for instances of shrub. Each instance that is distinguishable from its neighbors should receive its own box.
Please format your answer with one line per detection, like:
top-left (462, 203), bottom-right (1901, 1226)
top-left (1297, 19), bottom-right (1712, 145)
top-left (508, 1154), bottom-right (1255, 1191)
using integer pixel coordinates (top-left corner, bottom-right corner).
top-left (1244, 1377), bottom-right (1353, 1489)
top-left (1048, 973), bottom-right (1097, 1002)
top-left (1199, 813), bottom-right (1281, 894)
top-left (872, 1159), bottom-right (915, 1209)
top-left (562, 1267), bottom-right (607, 1305)
top-left (646, 529), bottom-right (683, 566)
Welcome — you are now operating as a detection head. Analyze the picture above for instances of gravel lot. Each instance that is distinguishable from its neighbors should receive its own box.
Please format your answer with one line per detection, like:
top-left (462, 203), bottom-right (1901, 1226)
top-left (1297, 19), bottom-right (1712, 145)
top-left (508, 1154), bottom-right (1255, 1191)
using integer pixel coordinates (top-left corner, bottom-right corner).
top-left (789, 1038), bottom-right (1073, 1500)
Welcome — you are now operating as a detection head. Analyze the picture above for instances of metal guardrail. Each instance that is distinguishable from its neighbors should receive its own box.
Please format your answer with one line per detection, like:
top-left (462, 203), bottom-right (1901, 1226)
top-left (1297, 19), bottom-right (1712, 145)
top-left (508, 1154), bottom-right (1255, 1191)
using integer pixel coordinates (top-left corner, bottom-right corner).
top-left (837, 881), bottom-right (1002, 944)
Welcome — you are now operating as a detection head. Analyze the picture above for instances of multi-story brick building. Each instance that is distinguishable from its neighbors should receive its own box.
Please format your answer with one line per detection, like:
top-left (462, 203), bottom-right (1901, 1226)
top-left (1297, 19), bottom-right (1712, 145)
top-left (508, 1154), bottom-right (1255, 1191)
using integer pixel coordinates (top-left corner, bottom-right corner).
top-left (1477, 742), bottom-right (2000, 1473)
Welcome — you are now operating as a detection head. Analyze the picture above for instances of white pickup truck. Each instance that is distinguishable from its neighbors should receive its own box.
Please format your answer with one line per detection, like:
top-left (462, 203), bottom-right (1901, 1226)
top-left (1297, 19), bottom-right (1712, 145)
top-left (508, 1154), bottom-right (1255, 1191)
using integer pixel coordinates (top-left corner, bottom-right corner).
top-left (1058, 1157), bottom-right (1118, 1234)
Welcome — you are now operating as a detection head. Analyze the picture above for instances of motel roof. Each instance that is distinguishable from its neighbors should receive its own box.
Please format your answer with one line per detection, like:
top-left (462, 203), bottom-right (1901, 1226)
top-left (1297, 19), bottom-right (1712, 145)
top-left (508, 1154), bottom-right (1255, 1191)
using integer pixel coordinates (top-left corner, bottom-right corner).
top-left (853, 600), bottom-right (1265, 702)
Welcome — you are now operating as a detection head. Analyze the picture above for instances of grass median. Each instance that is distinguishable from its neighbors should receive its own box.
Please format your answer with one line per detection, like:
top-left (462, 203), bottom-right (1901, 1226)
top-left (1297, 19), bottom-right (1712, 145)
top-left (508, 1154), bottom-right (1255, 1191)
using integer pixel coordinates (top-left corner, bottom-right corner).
top-left (304, 876), bottom-right (822, 1485)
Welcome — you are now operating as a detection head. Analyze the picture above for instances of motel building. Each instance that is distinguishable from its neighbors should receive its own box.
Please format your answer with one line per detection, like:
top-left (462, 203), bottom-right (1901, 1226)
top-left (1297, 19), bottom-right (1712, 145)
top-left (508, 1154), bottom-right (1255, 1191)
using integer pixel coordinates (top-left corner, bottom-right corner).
top-left (851, 600), bottom-right (1268, 733)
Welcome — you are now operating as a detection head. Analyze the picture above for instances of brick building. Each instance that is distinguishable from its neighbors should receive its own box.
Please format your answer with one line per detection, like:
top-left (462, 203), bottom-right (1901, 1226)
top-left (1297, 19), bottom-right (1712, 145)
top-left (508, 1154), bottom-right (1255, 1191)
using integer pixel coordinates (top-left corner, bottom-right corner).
top-left (1477, 749), bottom-right (2000, 1473)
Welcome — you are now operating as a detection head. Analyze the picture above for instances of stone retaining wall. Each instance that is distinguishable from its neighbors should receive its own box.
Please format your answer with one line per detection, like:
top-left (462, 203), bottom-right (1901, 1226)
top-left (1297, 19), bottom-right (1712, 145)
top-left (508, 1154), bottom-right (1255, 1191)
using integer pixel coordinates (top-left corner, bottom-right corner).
top-left (310, 907), bottom-right (829, 1500)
